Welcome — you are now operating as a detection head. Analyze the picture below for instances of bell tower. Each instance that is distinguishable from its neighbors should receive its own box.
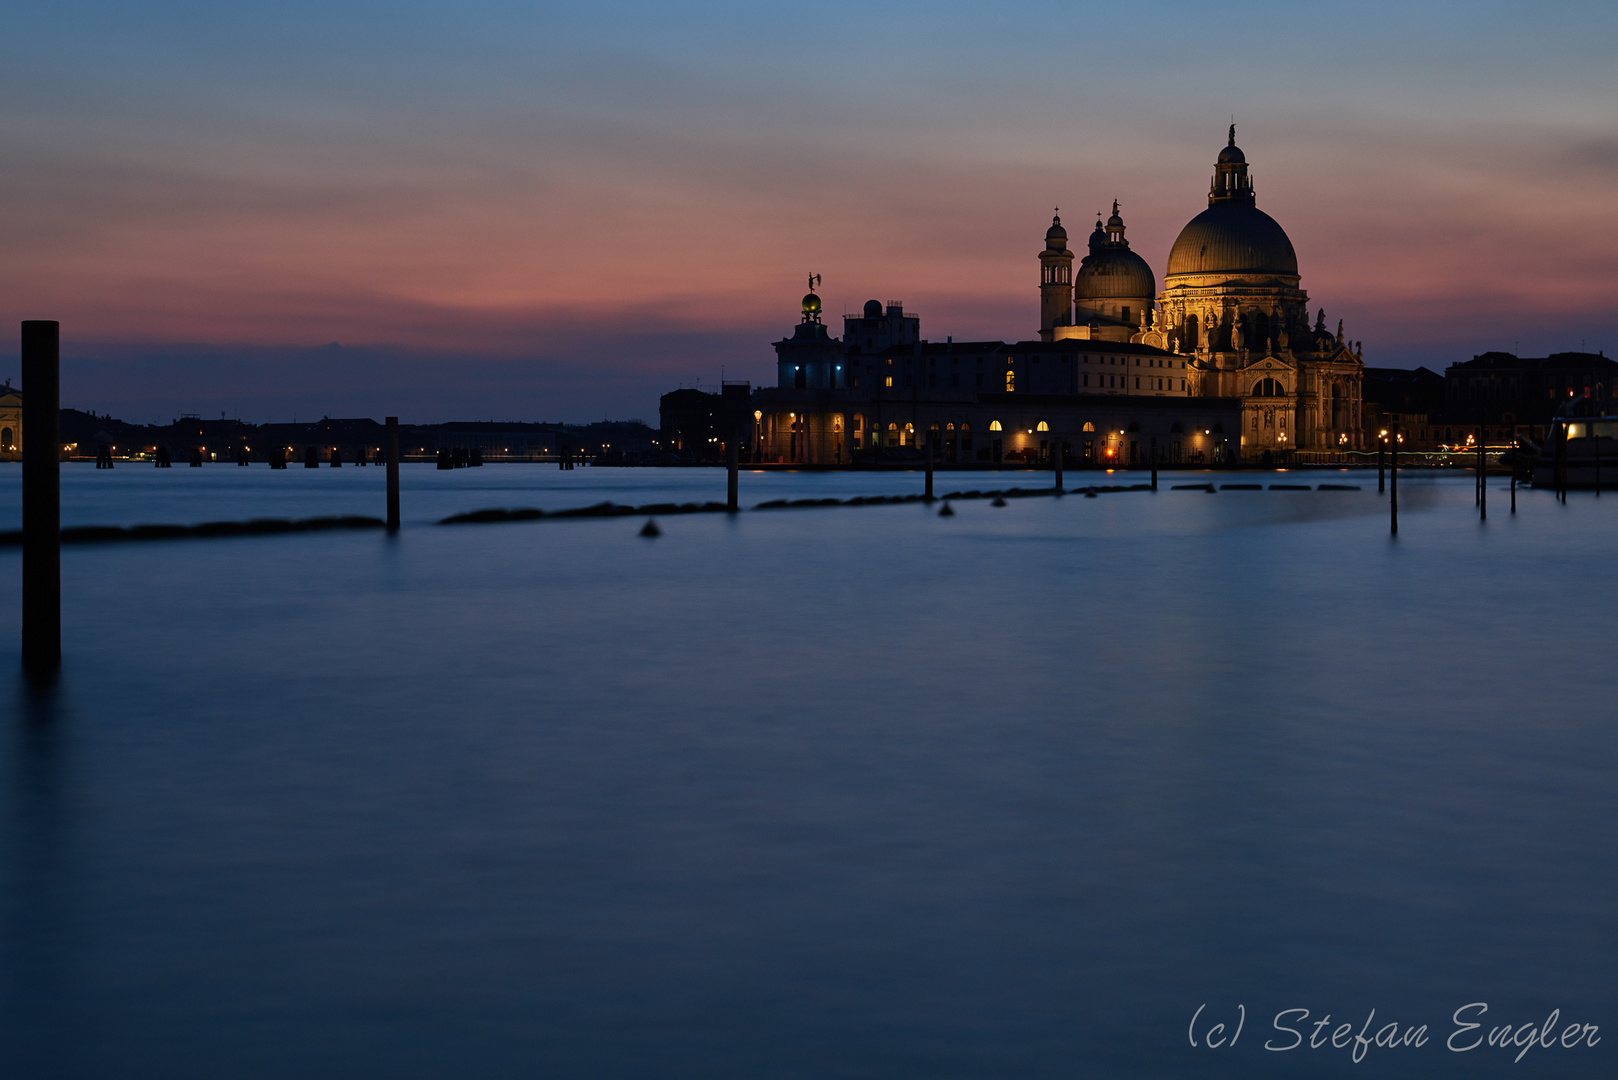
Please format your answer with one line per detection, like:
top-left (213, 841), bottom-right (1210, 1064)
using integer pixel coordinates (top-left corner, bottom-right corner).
top-left (1038, 211), bottom-right (1074, 342)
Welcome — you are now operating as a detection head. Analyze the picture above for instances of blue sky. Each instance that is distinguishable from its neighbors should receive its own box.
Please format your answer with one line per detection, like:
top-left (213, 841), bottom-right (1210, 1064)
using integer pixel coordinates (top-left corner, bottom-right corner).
top-left (2, 1), bottom-right (1616, 421)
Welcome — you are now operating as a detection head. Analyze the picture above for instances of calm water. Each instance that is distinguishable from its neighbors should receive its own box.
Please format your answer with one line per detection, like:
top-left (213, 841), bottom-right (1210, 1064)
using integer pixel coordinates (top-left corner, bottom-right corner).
top-left (1, 465), bottom-right (1614, 1078)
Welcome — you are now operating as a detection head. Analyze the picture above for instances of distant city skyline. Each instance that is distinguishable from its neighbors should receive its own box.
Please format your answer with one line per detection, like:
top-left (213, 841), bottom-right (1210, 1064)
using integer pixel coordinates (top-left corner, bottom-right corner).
top-left (2, 1), bottom-right (1615, 423)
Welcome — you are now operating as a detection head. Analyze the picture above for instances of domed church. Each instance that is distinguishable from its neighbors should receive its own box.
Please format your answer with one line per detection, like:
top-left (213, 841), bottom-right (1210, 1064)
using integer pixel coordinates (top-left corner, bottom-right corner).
top-left (1043, 127), bottom-right (1365, 457)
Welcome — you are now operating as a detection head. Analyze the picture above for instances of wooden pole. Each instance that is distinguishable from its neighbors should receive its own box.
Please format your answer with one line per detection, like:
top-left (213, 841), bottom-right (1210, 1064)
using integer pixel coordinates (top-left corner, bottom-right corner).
top-left (1390, 420), bottom-right (1398, 536)
top-left (385, 416), bottom-right (400, 531)
top-left (22, 320), bottom-right (61, 675)
top-left (1150, 446), bottom-right (1158, 491)
top-left (1480, 431), bottom-right (1487, 521)
top-left (924, 430), bottom-right (934, 500)
top-left (1054, 436), bottom-right (1063, 493)
top-left (1511, 467), bottom-right (1516, 514)
top-left (1557, 422), bottom-right (1567, 503)
top-left (727, 430), bottom-right (739, 512)
top-left (1585, 424), bottom-right (1598, 501)
top-left (1378, 437), bottom-right (1385, 493)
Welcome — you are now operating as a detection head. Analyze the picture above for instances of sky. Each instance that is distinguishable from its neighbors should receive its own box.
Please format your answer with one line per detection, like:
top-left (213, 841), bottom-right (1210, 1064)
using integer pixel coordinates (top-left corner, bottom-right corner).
top-left (2, 1), bottom-right (1616, 423)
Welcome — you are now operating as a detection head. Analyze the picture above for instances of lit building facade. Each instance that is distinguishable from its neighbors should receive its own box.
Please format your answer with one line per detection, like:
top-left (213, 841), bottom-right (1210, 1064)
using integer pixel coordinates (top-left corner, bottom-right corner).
top-left (750, 129), bottom-right (1370, 466)
top-left (1146, 129), bottom-right (1364, 459)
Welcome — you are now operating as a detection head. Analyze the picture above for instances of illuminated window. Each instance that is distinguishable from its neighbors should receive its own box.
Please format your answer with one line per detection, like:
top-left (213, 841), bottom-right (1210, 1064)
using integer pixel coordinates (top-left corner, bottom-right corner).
top-left (1005, 371), bottom-right (1016, 392)
top-left (1083, 422), bottom-right (1094, 432)
top-left (885, 376), bottom-right (893, 387)
top-left (1036, 421), bottom-right (1049, 432)
top-left (989, 420), bottom-right (1003, 432)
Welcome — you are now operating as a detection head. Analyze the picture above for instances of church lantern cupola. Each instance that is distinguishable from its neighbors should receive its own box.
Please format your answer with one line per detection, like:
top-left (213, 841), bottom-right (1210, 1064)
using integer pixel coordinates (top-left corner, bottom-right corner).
top-left (1210, 124), bottom-right (1255, 206)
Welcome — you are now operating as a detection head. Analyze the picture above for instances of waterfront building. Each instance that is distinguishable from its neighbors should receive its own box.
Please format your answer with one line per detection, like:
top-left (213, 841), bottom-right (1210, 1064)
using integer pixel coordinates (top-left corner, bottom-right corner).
top-left (1442, 351), bottom-right (1618, 442)
top-left (752, 285), bottom-right (1235, 466)
top-left (747, 129), bottom-right (1388, 466)
top-left (1146, 128), bottom-right (1365, 459)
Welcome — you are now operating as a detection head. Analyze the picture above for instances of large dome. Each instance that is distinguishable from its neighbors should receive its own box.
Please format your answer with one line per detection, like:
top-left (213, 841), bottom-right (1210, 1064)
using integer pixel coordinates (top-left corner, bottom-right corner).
top-left (1165, 201), bottom-right (1298, 278)
top-left (1076, 247), bottom-right (1156, 300)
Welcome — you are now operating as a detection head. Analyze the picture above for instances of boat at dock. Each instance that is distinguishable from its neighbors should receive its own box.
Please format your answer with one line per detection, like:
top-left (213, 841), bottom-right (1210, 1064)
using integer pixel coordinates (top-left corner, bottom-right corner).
top-left (1532, 396), bottom-right (1618, 490)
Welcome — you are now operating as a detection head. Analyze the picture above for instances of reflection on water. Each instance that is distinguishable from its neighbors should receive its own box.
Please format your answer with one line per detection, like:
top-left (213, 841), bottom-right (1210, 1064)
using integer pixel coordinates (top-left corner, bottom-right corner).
top-left (0, 471), bottom-right (1613, 1078)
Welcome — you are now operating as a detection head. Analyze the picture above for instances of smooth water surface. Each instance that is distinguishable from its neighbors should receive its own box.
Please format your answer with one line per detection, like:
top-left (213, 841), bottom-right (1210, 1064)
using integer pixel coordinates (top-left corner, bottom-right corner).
top-left (1, 469), bottom-right (1613, 1078)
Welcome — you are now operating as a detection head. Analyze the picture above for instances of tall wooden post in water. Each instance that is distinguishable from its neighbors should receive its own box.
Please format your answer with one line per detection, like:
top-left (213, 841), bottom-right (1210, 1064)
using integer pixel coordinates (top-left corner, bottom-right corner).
top-left (1479, 428), bottom-right (1487, 521)
top-left (22, 321), bottom-right (61, 674)
top-left (924, 430), bottom-right (935, 500)
top-left (1378, 437), bottom-right (1385, 493)
top-left (385, 416), bottom-right (400, 531)
top-left (1390, 420), bottom-right (1399, 536)
top-left (727, 430), bottom-right (739, 512)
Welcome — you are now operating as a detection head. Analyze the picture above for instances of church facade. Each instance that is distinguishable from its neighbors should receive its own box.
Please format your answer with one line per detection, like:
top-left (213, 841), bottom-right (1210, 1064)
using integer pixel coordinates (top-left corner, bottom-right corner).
top-left (1086, 129), bottom-right (1364, 456)
top-left (749, 129), bottom-right (1361, 465)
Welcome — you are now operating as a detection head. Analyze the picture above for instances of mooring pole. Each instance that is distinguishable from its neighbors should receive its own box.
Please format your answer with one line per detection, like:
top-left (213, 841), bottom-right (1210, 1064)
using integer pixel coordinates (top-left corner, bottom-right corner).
top-left (1378, 437), bottom-right (1385, 493)
top-left (1390, 420), bottom-right (1398, 536)
top-left (385, 416), bottom-right (400, 531)
top-left (22, 321), bottom-right (61, 675)
top-left (924, 430), bottom-right (935, 500)
top-left (1585, 427), bottom-right (1598, 501)
top-left (1511, 467), bottom-right (1516, 514)
top-left (727, 430), bottom-right (739, 513)
top-left (1480, 432), bottom-right (1487, 521)
top-left (1150, 446), bottom-right (1158, 491)
top-left (1054, 437), bottom-right (1064, 493)
top-left (1557, 422), bottom-right (1567, 503)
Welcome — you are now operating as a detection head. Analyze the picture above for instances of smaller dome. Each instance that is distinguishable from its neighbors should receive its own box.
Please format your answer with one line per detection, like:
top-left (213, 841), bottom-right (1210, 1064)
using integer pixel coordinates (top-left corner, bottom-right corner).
top-left (1045, 213), bottom-right (1067, 242)
top-left (1075, 246), bottom-right (1156, 301)
top-left (801, 292), bottom-right (821, 316)
top-left (1217, 143), bottom-right (1246, 165)
top-left (863, 299), bottom-right (883, 318)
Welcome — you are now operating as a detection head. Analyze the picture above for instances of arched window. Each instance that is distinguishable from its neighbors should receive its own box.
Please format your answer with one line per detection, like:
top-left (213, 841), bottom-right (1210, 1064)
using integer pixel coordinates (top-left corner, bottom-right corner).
top-left (1036, 421), bottom-right (1049, 432)
top-left (960, 423), bottom-right (970, 432)
top-left (946, 422), bottom-right (955, 430)
top-left (794, 365), bottom-right (806, 389)
top-left (888, 422), bottom-right (898, 432)
top-left (1005, 371), bottom-right (1016, 392)
top-left (1252, 377), bottom-right (1283, 397)
top-left (0, 426), bottom-right (10, 450)
top-left (1184, 313), bottom-right (1199, 348)
top-left (989, 420), bottom-right (1003, 432)
top-left (1082, 422), bottom-right (1095, 432)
